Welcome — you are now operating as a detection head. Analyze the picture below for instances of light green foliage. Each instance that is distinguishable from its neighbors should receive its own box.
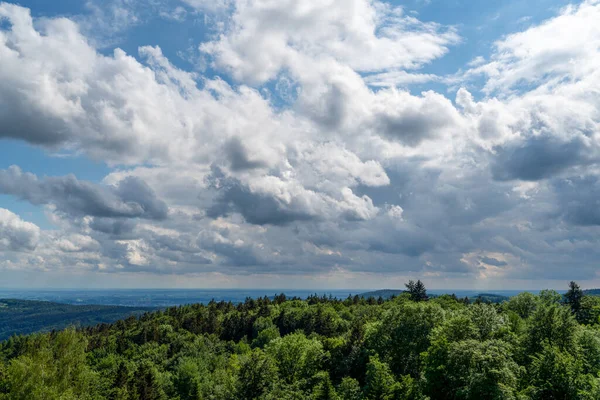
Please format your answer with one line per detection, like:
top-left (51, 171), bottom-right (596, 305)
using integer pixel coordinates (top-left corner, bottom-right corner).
top-left (576, 296), bottom-right (600, 325)
top-left (237, 349), bottom-right (278, 400)
top-left (504, 292), bottom-right (537, 319)
top-left (576, 327), bottom-right (600, 376)
top-left (525, 300), bottom-right (579, 355)
top-left (3, 329), bottom-right (97, 400)
top-left (311, 371), bottom-right (340, 400)
top-left (469, 303), bottom-right (507, 340)
top-left (525, 344), bottom-right (588, 399)
top-left (252, 326), bottom-right (281, 349)
top-left (368, 302), bottom-right (445, 377)
top-left (538, 289), bottom-right (563, 305)
top-left (364, 356), bottom-right (396, 400)
top-left (337, 377), bottom-right (362, 400)
top-left (266, 332), bottom-right (325, 385)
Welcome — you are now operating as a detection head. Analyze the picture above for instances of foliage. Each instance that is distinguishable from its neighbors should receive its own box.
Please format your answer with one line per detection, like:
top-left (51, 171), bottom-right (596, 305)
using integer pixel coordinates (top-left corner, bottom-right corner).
top-left (0, 283), bottom-right (599, 399)
top-left (404, 280), bottom-right (428, 302)
top-left (565, 282), bottom-right (584, 314)
top-left (0, 299), bottom-right (152, 340)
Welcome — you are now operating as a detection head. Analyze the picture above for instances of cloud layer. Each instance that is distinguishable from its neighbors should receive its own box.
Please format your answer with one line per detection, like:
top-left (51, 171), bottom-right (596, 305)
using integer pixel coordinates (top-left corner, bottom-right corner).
top-left (1, 0), bottom-right (600, 288)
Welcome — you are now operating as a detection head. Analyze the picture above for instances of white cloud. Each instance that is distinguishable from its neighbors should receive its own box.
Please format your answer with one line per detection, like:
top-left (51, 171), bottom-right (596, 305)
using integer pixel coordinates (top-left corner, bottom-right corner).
top-left (464, 0), bottom-right (600, 96)
top-left (364, 71), bottom-right (439, 87)
top-left (0, 208), bottom-right (40, 251)
top-left (201, 0), bottom-right (458, 84)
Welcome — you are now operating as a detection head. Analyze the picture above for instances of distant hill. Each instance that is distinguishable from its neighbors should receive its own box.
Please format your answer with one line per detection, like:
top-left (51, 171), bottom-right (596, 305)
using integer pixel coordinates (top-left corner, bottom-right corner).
top-left (0, 299), bottom-right (154, 340)
top-left (359, 290), bottom-right (510, 303)
top-left (584, 289), bottom-right (600, 296)
top-left (474, 293), bottom-right (510, 303)
top-left (359, 289), bottom-right (405, 299)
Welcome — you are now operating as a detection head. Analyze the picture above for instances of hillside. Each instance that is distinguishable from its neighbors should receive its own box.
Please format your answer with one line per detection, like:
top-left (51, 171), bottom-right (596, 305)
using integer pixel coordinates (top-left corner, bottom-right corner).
top-left (0, 299), bottom-right (153, 340)
top-left (359, 289), bottom-right (405, 299)
top-left (475, 293), bottom-right (510, 303)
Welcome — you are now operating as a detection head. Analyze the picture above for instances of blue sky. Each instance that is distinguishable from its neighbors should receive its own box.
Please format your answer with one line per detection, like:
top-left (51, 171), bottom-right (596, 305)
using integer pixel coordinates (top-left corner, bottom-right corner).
top-left (0, 0), bottom-right (599, 289)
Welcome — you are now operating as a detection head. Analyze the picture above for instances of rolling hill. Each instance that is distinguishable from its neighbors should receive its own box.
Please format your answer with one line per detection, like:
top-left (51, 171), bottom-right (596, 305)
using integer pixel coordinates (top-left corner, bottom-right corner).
top-left (359, 289), bottom-right (510, 303)
top-left (0, 299), bottom-right (154, 340)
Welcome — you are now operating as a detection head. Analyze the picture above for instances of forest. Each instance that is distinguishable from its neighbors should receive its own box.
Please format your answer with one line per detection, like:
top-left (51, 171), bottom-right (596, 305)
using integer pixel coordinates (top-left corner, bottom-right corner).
top-left (0, 299), bottom-right (152, 340)
top-left (0, 281), bottom-right (599, 399)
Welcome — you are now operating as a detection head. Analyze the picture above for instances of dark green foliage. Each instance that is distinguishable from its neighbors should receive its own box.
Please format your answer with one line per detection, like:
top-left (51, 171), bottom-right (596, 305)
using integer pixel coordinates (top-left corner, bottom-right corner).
top-left (134, 361), bottom-right (166, 400)
top-left (473, 293), bottom-right (510, 304)
top-left (565, 281), bottom-right (584, 316)
top-left (404, 280), bottom-right (428, 302)
top-left (0, 299), bottom-right (152, 340)
top-left (0, 282), bottom-right (599, 399)
top-left (359, 290), bottom-right (405, 300)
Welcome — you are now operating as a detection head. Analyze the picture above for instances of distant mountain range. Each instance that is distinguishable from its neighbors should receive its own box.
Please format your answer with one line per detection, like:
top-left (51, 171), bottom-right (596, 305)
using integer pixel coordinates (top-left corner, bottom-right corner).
top-left (0, 299), bottom-right (153, 340)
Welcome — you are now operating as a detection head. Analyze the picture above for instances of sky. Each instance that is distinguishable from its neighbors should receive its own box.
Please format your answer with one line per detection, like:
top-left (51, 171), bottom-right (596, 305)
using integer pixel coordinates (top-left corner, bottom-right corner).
top-left (0, 0), bottom-right (599, 290)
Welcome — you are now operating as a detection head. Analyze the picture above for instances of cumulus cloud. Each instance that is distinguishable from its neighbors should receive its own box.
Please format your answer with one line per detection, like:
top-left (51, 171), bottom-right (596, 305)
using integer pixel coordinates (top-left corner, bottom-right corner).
top-left (491, 136), bottom-right (592, 181)
top-left (465, 0), bottom-right (600, 96)
top-left (201, 0), bottom-right (459, 84)
top-left (371, 89), bottom-right (462, 146)
top-left (0, 166), bottom-right (168, 220)
top-left (0, 208), bottom-right (40, 251)
top-left (553, 176), bottom-right (600, 226)
top-left (207, 174), bottom-right (322, 225)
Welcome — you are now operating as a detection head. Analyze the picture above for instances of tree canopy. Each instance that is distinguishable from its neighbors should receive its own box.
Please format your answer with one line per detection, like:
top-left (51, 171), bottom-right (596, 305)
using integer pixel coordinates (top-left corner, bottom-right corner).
top-left (0, 282), bottom-right (599, 399)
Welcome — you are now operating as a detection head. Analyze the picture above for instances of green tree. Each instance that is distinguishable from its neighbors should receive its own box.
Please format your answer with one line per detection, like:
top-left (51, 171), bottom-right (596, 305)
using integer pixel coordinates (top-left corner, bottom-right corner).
top-left (312, 372), bottom-right (340, 400)
top-left (337, 377), bottom-right (362, 400)
top-left (576, 327), bottom-right (600, 377)
top-left (564, 281), bottom-right (584, 317)
top-left (237, 349), bottom-right (278, 400)
top-left (404, 280), bottom-right (428, 302)
top-left (134, 361), bottom-right (166, 400)
top-left (504, 292), bottom-right (537, 319)
top-left (364, 356), bottom-right (396, 400)
top-left (368, 302), bottom-right (445, 377)
top-left (576, 296), bottom-right (600, 325)
top-left (525, 301), bottom-right (578, 355)
top-left (525, 344), bottom-right (589, 400)
top-left (469, 303), bottom-right (506, 340)
top-left (266, 332), bottom-right (325, 385)
top-left (423, 339), bottom-right (520, 400)
top-left (173, 358), bottom-right (202, 400)
top-left (4, 329), bottom-right (97, 400)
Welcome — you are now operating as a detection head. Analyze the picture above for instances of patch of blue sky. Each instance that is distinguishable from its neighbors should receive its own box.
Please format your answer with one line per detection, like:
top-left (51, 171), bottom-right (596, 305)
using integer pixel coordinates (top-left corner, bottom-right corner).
top-left (379, 0), bottom-right (578, 100)
top-left (0, 140), bottom-right (111, 229)
top-left (11, 0), bottom-right (88, 18)
top-left (0, 140), bottom-right (110, 181)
